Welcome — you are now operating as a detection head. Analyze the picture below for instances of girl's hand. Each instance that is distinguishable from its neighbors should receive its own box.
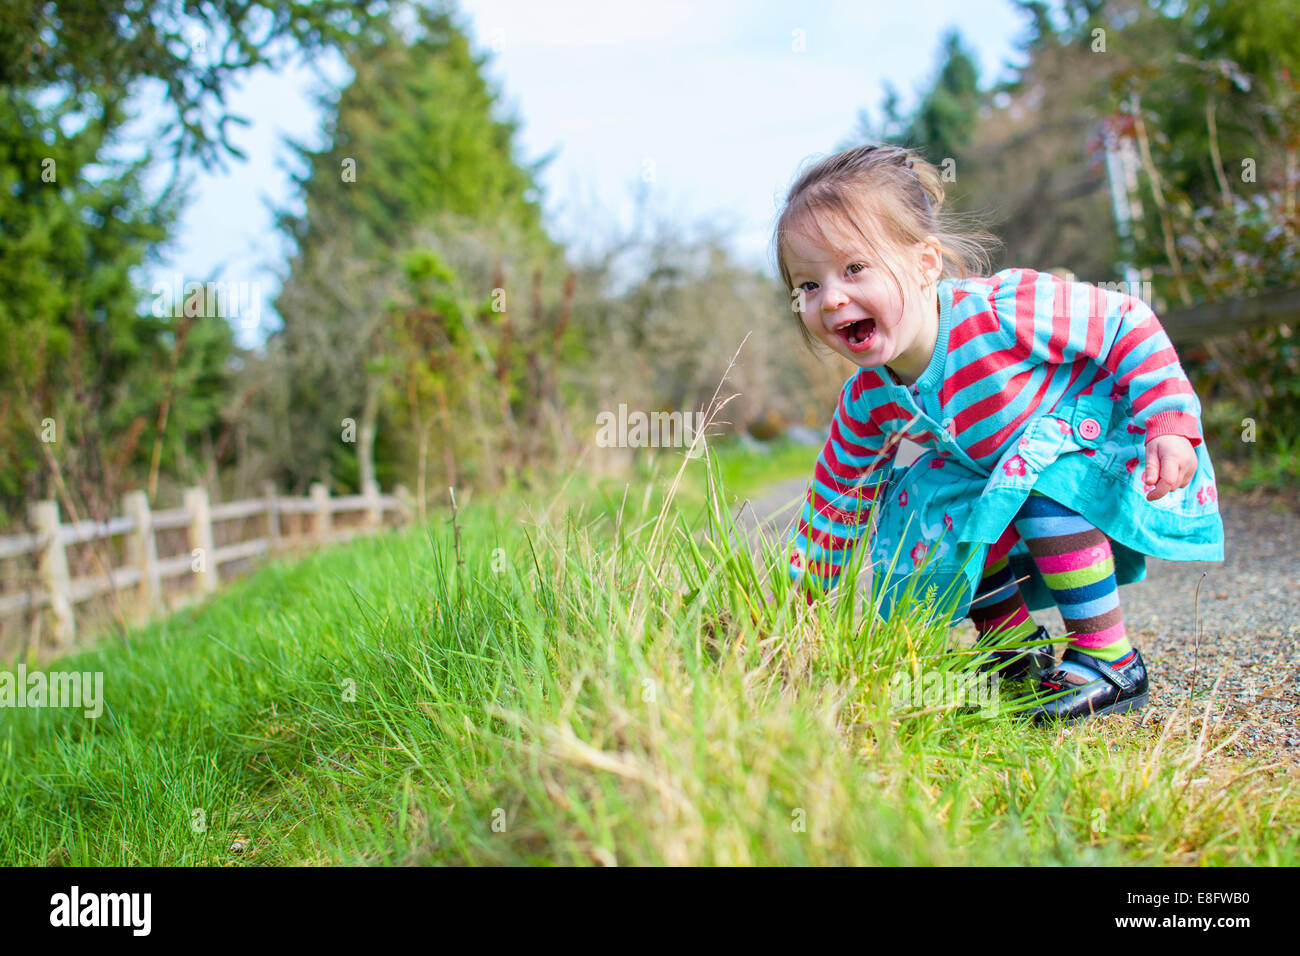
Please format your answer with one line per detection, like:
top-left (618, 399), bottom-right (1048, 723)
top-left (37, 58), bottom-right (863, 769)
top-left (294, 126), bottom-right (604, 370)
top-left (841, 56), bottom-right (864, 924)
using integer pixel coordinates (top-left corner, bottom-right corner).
top-left (1143, 434), bottom-right (1197, 500)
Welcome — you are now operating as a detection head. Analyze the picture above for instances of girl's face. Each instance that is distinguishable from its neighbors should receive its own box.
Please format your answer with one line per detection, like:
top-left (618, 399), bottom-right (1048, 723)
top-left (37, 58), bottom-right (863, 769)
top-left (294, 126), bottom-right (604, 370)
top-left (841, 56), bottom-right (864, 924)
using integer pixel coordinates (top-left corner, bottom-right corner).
top-left (784, 222), bottom-right (942, 383)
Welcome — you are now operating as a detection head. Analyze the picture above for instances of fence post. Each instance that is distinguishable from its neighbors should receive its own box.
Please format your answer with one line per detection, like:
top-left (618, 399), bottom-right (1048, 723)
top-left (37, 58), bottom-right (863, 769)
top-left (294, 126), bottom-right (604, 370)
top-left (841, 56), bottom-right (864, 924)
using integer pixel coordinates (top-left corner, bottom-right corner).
top-left (311, 482), bottom-right (332, 542)
top-left (262, 480), bottom-right (281, 551)
top-left (29, 499), bottom-right (75, 646)
top-left (123, 490), bottom-right (160, 622)
top-left (185, 486), bottom-right (219, 594)
top-left (393, 484), bottom-right (413, 525)
top-left (363, 478), bottom-right (382, 529)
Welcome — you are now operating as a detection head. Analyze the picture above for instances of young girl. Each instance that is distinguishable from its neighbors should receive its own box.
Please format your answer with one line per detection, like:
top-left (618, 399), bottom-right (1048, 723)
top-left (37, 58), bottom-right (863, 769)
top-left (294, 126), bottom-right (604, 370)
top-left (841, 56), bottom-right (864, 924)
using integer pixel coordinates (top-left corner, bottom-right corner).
top-left (776, 144), bottom-right (1225, 723)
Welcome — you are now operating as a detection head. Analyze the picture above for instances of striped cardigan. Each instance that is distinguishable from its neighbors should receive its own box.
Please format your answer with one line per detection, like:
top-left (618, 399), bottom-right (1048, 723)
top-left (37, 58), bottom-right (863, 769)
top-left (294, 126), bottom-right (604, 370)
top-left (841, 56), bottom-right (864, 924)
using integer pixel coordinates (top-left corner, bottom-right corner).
top-left (790, 267), bottom-right (1204, 596)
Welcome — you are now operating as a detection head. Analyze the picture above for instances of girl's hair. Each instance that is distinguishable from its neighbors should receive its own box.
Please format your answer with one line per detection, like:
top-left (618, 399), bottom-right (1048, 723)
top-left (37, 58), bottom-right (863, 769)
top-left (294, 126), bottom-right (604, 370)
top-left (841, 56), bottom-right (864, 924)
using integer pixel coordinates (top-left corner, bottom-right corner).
top-left (772, 143), bottom-right (1001, 353)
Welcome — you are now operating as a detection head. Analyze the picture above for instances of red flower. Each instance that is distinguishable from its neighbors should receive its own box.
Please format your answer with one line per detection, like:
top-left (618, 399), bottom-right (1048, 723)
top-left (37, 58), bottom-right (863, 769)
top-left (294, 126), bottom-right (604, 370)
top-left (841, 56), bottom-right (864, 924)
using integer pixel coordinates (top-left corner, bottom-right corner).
top-left (1083, 448), bottom-right (1096, 457)
top-left (1126, 457), bottom-right (1139, 473)
top-left (1058, 419), bottom-right (1073, 436)
top-left (1127, 423), bottom-right (1145, 434)
top-left (1196, 485), bottom-right (1218, 505)
top-left (899, 490), bottom-right (908, 506)
top-left (929, 457), bottom-right (945, 469)
top-left (910, 541), bottom-right (928, 567)
top-left (943, 513), bottom-right (953, 531)
top-left (1003, 455), bottom-right (1027, 477)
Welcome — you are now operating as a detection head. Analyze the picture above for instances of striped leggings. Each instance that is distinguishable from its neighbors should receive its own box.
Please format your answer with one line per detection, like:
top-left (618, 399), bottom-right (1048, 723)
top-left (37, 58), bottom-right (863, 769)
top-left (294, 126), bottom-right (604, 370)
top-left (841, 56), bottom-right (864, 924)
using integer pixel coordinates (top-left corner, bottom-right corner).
top-left (968, 491), bottom-right (1131, 661)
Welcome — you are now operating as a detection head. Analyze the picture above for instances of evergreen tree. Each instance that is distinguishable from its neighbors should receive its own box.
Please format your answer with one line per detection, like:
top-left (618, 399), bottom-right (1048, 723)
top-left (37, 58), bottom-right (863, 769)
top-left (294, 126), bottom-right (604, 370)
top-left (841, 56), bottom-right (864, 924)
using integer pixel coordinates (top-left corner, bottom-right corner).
top-left (0, 1), bottom-right (388, 525)
top-left (0, 0), bottom-right (389, 170)
top-left (0, 83), bottom-right (167, 522)
top-left (267, 0), bottom-right (564, 494)
top-left (905, 30), bottom-right (983, 166)
top-left (854, 29), bottom-right (982, 167)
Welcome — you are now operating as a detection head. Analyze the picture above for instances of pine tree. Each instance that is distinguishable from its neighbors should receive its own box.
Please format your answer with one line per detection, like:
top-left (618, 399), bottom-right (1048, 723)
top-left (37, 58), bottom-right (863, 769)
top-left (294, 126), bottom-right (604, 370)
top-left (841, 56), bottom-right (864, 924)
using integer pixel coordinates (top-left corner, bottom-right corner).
top-left (1, 1), bottom-right (387, 525)
top-left (905, 30), bottom-right (983, 167)
top-left (853, 29), bottom-right (981, 167)
top-left (0, 83), bottom-right (168, 522)
top-left (267, 0), bottom-right (564, 495)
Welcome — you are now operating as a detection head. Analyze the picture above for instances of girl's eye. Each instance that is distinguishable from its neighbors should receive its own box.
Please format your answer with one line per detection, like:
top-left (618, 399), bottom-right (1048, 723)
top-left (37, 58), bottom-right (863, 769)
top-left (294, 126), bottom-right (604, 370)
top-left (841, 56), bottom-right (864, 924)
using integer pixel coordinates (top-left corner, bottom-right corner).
top-left (847, 262), bottom-right (865, 275)
top-left (798, 281), bottom-right (818, 292)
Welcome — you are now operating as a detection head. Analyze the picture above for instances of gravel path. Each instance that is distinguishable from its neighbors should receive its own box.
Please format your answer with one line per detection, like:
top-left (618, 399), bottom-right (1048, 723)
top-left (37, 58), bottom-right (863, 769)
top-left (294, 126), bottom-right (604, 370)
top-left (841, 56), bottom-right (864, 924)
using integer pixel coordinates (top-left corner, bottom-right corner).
top-left (733, 478), bottom-right (1300, 764)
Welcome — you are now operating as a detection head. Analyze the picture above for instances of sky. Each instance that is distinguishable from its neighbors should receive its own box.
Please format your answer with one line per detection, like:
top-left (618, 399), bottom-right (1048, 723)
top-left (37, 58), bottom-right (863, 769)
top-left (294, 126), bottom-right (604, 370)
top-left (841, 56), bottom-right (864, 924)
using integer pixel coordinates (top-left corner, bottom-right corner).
top-left (141, 0), bottom-right (1034, 347)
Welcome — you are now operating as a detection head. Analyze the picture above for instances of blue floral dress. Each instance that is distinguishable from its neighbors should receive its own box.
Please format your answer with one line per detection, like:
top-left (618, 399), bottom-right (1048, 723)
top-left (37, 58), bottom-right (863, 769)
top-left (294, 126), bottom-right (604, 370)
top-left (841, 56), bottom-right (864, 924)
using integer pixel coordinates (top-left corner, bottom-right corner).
top-left (791, 269), bottom-right (1226, 625)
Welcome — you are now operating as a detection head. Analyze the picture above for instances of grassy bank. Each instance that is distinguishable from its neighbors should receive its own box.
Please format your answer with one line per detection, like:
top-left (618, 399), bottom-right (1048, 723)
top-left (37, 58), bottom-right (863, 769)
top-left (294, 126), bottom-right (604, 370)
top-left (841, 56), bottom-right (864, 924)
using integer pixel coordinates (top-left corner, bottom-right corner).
top-left (2, 435), bottom-right (1294, 865)
top-left (1200, 401), bottom-right (1300, 500)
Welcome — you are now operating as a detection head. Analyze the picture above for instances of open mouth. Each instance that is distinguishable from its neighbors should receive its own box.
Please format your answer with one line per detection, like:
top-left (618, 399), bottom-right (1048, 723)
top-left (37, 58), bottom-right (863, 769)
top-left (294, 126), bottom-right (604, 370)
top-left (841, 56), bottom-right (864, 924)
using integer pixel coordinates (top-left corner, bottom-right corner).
top-left (840, 318), bottom-right (877, 352)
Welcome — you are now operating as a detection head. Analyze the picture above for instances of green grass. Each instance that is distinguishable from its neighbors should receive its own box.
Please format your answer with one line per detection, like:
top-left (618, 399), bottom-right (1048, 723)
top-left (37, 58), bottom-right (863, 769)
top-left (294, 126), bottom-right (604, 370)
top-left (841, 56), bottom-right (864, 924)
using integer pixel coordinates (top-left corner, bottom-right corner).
top-left (2, 434), bottom-right (1294, 866)
top-left (1201, 401), bottom-right (1300, 496)
top-left (1221, 434), bottom-right (1300, 494)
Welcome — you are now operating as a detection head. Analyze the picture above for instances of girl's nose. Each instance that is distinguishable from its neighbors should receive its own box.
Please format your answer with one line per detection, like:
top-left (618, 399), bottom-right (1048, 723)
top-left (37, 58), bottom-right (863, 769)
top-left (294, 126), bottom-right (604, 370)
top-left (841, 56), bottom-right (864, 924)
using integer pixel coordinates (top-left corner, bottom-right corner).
top-left (822, 282), bottom-right (849, 312)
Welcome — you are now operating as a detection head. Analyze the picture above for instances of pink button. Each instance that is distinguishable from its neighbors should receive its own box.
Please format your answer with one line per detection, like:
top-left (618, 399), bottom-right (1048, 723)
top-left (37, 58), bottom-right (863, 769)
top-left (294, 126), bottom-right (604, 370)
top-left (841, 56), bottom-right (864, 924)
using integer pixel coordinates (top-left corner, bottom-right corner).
top-left (1078, 417), bottom-right (1101, 440)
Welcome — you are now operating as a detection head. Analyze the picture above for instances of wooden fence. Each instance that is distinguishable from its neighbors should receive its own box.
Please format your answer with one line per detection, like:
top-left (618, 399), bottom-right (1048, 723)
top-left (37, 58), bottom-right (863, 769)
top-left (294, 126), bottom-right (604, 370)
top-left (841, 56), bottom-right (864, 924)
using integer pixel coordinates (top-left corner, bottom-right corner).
top-left (0, 480), bottom-right (413, 656)
top-left (1162, 284), bottom-right (1300, 347)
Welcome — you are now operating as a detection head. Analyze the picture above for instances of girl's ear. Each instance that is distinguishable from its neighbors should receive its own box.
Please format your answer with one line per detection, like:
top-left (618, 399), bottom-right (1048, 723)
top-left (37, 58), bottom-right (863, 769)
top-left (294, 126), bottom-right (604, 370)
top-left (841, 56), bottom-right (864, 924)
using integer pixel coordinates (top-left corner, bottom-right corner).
top-left (917, 235), bottom-right (943, 283)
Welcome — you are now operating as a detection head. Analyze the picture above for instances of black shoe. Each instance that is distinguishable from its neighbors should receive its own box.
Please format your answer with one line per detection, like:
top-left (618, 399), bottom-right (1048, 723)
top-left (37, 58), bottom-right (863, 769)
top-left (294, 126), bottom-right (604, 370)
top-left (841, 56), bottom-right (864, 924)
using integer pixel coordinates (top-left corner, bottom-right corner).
top-left (1029, 646), bottom-right (1149, 725)
top-left (973, 625), bottom-right (1056, 682)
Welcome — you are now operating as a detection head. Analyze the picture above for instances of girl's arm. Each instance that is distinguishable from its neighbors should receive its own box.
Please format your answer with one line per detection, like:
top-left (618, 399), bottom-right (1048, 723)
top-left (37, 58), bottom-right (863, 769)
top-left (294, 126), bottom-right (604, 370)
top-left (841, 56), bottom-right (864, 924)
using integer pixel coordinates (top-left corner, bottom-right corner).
top-left (1008, 269), bottom-right (1204, 445)
top-left (789, 372), bottom-right (899, 604)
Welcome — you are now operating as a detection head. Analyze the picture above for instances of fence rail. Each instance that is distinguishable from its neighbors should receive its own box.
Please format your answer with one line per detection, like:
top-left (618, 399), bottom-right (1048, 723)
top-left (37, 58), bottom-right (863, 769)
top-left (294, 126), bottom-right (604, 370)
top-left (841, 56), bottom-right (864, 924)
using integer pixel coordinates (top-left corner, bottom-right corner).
top-left (1, 480), bottom-right (413, 652)
top-left (1161, 285), bottom-right (1300, 347)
